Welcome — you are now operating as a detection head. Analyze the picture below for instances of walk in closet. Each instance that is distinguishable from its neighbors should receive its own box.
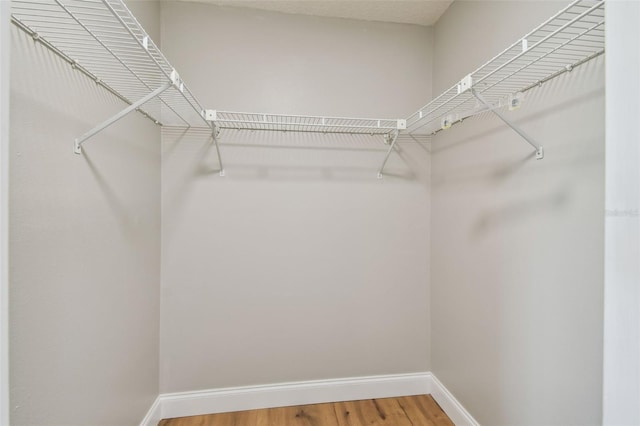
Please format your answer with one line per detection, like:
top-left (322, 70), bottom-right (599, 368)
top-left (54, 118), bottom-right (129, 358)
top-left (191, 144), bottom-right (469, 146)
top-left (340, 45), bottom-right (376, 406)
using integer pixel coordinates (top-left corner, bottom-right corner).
top-left (2, 0), bottom-right (638, 425)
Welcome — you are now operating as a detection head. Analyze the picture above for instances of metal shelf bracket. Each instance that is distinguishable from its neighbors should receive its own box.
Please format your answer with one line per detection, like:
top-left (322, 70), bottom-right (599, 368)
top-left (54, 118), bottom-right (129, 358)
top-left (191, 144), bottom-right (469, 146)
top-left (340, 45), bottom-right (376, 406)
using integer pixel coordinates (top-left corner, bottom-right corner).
top-left (204, 111), bottom-right (225, 176)
top-left (377, 129), bottom-right (400, 179)
top-left (211, 122), bottom-right (225, 177)
top-left (470, 87), bottom-right (544, 160)
top-left (74, 79), bottom-right (174, 154)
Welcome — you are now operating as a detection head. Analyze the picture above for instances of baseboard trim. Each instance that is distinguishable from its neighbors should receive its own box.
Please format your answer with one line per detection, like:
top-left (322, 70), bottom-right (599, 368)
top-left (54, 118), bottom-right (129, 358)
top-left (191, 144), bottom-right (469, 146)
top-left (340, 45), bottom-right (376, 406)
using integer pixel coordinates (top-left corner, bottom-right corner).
top-left (142, 372), bottom-right (479, 425)
top-left (139, 396), bottom-right (161, 426)
top-left (160, 372), bottom-right (431, 420)
top-left (430, 374), bottom-right (480, 426)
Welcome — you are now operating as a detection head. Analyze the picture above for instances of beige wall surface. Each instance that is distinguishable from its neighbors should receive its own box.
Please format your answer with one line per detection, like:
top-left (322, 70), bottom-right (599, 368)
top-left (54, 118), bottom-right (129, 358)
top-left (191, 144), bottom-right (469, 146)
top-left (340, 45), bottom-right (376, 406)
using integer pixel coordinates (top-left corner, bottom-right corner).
top-left (159, 2), bottom-right (433, 393)
top-left (9, 1), bottom-right (161, 424)
top-left (430, 1), bottom-right (604, 425)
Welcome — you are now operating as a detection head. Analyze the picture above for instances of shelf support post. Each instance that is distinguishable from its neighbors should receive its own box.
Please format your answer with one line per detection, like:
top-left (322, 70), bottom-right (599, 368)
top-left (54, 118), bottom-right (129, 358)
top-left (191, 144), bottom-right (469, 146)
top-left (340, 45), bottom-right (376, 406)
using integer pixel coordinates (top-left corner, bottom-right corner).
top-left (471, 88), bottom-right (544, 159)
top-left (74, 80), bottom-right (173, 154)
top-left (211, 123), bottom-right (225, 176)
top-left (377, 129), bottom-right (400, 179)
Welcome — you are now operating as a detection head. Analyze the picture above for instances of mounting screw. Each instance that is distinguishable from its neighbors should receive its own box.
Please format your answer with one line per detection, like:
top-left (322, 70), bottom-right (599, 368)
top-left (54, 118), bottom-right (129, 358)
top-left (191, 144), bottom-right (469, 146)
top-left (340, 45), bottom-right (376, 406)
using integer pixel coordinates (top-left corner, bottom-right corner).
top-left (536, 147), bottom-right (544, 160)
top-left (441, 115), bottom-right (453, 130)
top-left (509, 92), bottom-right (523, 111)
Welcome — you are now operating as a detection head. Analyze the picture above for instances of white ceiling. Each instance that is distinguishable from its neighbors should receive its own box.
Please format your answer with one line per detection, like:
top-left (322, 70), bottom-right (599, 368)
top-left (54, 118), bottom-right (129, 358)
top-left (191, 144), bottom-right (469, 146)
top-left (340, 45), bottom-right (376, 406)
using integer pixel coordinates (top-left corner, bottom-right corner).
top-left (178, 0), bottom-right (454, 26)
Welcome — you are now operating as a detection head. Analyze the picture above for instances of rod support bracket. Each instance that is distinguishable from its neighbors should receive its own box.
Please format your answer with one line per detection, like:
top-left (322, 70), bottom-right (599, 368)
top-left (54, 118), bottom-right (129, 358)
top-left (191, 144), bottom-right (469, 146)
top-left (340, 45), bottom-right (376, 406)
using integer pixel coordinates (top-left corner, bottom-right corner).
top-left (377, 129), bottom-right (400, 178)
top-left (73, 80), bottom-right (173, 153)
top-left (210, 123), bottom-right (225, 177)
top-left (471, 88), bottom-right (544, 159)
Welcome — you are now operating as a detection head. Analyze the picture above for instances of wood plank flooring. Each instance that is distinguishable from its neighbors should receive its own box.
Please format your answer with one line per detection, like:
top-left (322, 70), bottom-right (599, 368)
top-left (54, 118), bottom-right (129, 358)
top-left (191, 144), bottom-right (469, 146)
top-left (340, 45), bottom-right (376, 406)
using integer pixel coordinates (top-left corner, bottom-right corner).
top-left (159, 394), bottom-right (454, 426)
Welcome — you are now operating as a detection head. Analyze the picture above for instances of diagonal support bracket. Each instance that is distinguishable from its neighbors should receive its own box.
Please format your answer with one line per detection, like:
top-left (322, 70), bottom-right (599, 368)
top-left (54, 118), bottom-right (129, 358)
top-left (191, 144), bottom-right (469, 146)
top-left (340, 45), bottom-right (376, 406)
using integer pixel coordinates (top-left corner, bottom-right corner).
top-left (74, 79), bottom-right (173, 154)
top-left (377, 129), bottom-right (400, 179)
top-left (211, 123), bottom-right (225, 176)
top-left (471, 88), bottom-right (544, 160)
top-left (203, 110), bottom-right (226, 177)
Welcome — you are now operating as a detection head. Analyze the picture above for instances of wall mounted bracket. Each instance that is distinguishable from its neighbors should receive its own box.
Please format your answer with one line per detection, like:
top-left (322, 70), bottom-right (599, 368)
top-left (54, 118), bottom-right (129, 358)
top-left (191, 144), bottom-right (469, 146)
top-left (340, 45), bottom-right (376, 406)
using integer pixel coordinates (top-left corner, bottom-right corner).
top-left (211, 123), bottom-right (225, 176)
top-left (377, 129), bottom-right (400, 179)
top-left (470, 87), bottom-right (544, 160)
top-left (73, 70), bottom-right (185, 154)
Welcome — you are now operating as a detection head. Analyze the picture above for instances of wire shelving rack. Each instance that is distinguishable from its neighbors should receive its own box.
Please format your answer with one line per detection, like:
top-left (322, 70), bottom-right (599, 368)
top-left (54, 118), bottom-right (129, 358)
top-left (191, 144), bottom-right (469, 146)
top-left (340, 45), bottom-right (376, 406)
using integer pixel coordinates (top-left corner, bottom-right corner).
top-left (10, 0), bottom-right (606, 174)
top-left (205, 110), bottom-right (406, 178)
top-left (11, 0), bottom-right (211, 154)
top-left (209, 111), bottom-right (405, 136)
top-left (405, 0), bottom-right (605, 152)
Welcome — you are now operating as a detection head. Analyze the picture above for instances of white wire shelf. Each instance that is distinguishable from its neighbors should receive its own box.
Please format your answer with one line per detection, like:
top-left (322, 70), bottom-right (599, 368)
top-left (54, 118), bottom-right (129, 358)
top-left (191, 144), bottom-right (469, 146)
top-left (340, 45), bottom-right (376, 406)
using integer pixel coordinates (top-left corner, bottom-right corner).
top-left (11, 0), bottom-right (209, 132)
top-left (9, 0), bottom-right (605, 174)
top-left (208, 111), bottom-right (406, 136)
top-left (205, 110), bottom-right (406, 178)
top-left (406, 0), bottom-right (605, 136)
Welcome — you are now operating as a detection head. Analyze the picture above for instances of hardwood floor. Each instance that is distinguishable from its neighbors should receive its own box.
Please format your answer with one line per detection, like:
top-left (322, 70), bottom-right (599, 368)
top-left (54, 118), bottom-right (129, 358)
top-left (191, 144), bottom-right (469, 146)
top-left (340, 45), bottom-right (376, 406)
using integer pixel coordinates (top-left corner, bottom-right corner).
top-left (159, 394), bottom-right (454, 426)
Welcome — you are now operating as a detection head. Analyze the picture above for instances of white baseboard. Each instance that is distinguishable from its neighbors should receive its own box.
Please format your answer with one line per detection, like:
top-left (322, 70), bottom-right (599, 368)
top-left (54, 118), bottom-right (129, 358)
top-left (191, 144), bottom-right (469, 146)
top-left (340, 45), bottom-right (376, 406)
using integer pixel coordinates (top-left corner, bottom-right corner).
top-left (430, 374), bottom-right (480, 426)
top-left (141, 372), bottom-right (479, 426)
top-left (159, 372), bottom-right (431, 420)
top-left (139, 396), bottom-right (162, 426)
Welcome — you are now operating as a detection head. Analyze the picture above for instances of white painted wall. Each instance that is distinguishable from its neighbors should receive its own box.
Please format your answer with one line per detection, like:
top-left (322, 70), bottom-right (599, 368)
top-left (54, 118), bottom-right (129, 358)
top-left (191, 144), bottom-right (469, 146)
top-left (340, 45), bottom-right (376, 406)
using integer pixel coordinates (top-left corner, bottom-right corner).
top-left (159, 2), bottom-right (433, 393)
top-left (430, 1), bottom-right (604, 424)
top-left (603, 1), bottom-right (640, 424)
top-left (9, 1), bottom-right (162, 424)
top-left (1, 1), bottom-right (11, 424)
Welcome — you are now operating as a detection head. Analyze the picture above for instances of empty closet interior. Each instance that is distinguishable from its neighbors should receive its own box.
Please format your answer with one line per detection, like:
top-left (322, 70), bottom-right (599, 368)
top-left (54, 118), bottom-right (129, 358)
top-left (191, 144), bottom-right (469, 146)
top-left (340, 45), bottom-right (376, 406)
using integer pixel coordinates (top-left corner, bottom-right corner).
top-left (7, 0), bottom-right (611, 424)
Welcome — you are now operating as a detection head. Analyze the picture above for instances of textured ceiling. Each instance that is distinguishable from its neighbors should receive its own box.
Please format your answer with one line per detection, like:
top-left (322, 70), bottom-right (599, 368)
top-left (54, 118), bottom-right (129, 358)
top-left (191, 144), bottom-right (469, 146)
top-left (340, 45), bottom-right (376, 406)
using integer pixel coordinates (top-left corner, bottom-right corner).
top-left (176, 0), bottom-right (454, 26)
